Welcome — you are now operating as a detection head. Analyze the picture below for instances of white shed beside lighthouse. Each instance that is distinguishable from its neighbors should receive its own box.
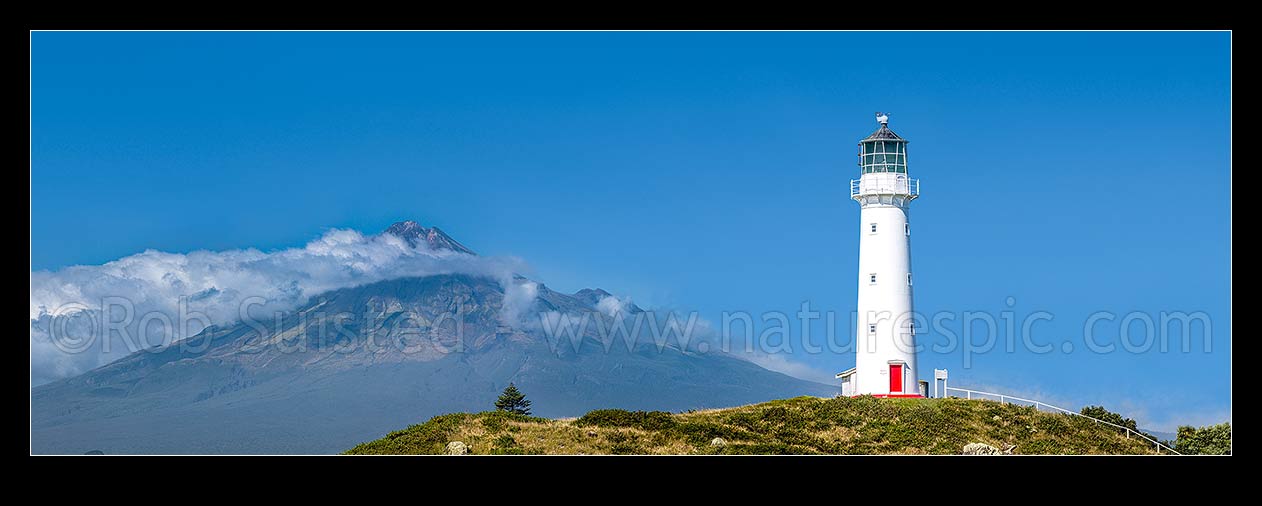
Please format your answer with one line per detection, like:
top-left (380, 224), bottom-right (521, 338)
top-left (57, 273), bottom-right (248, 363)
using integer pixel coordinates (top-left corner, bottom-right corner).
top-left (839, 112), bottom-right (922, 397)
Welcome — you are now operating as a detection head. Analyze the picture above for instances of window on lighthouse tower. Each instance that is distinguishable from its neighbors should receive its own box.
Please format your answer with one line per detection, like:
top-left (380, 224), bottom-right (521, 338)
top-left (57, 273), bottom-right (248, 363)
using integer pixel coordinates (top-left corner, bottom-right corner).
top-left (869, 273), bottom-right (877, 284)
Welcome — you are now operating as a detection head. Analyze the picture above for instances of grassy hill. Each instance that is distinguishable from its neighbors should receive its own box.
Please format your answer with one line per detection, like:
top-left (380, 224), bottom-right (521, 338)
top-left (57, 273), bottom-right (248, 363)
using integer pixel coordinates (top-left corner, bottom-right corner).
top-left (345, 396), bottom-right (1165, 455)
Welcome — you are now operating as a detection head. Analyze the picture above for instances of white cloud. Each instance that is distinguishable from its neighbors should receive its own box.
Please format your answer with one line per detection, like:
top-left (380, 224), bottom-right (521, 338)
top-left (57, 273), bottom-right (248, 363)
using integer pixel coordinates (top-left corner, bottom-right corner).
top-left (595, 295), bottom-right (632, 317)
top-left (500, 278), bottom-right (539, 326)
top-left (29, 227), bottom-right (529, 385)
top-left (738, 352), bottom-right (836, 385)
top-left (1139, 409), bottom-right (1232, 434)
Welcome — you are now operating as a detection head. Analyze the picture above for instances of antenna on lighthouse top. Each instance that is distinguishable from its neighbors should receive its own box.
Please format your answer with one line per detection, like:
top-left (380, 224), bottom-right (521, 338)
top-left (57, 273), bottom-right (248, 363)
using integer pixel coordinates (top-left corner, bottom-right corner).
top-left (876, 112), bottom-right (889, 125)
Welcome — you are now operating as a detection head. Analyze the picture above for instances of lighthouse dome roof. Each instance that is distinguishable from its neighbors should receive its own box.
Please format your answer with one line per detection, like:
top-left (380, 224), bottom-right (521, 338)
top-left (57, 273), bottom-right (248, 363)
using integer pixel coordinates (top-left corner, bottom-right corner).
top-left (862, 124), bottom-right (905, 142)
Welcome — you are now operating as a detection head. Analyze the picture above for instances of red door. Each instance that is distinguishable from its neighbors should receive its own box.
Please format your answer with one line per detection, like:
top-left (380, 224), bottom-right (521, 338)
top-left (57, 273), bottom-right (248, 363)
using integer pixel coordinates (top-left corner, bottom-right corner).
top-left (889, 364), bottom-right (903, 393)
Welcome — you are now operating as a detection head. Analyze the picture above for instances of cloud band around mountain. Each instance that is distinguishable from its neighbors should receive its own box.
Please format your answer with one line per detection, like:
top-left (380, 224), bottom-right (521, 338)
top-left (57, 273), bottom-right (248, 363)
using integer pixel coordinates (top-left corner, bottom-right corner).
top-left (29, 227), bottom-right (528, 385)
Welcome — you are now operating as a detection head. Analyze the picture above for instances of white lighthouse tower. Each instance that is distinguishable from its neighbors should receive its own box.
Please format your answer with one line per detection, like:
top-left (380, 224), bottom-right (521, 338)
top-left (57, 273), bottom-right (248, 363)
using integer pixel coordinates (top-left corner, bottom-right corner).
top-left (836, 112), bottom-right (922, 397)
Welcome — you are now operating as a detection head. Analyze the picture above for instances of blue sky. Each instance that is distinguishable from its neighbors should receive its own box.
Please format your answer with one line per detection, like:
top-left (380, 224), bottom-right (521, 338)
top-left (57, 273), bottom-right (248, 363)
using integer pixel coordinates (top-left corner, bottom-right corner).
top-left (31, 31), bottom-right (1230, 431)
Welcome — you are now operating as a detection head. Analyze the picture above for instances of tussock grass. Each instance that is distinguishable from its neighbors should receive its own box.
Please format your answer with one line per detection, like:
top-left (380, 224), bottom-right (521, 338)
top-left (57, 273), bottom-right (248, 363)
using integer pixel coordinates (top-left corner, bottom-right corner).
top-left (345, 396), bottom-right (1161, 455)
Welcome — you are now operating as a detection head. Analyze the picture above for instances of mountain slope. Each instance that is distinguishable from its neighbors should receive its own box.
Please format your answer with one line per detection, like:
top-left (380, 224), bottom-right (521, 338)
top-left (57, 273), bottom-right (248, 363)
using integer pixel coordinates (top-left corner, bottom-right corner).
top-left (31, 225), bottom-right (835, 454)
top-left (346, 396), bottom-right (1165, 455)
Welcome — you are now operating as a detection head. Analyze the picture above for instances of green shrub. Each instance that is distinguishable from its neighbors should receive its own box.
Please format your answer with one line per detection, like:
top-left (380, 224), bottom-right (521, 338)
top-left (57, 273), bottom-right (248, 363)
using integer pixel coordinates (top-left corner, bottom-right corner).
top-left (494, 433), bottom-right (517, 448)
top-left (609, 441), bottom-right (642, 454)
top-left (482, 415), bottom-right (506, 433)
top-left (723, 442), bottom-right (806, 455)
top-left (1080, 405), bottom-right (1140, 432)
top-left (724, 411), bottom-right (761, 431)
top-left (344, 413), bottom-right (469, 455)
top-left (576, 409), bottom-right (677, 431)
top-left (1078, 405), bottom-right (1169, 443)
top-left (669, 421), bottom-right (743, 445)
top-left (1176, 422), bottom-right (1231, 455)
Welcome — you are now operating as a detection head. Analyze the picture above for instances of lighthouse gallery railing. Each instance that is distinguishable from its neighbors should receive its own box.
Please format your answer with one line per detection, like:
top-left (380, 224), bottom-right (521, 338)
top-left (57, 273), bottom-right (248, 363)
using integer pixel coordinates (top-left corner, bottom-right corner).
top-left (851, 178), bottom-right (919, 198)
top-left (943, 386), bottom-right (1181, 455)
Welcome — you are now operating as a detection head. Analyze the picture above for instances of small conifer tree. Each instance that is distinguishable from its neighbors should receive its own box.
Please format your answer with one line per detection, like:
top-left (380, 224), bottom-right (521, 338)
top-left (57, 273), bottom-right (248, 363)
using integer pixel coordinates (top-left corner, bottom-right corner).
top-left (495, 383), bottom-right (532, 415)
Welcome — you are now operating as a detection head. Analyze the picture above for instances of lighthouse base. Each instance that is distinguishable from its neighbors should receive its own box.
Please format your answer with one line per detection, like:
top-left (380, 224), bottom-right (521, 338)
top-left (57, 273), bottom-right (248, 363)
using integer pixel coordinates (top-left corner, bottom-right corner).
top-left (849, 393), bottom-right (925, 398)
